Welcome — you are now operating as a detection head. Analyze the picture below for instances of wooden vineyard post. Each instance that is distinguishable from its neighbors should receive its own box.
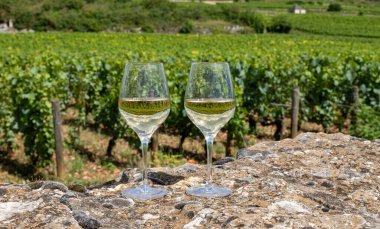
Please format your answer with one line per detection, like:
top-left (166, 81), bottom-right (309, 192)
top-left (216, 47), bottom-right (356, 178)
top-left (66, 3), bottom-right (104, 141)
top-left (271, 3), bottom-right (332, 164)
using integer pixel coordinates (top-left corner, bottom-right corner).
top-left (350, 86), bottom-right (359, 127)
top-left (52, 99), bottom-right (64, 179)
top-left (291, 87), bottom-right (300, 138)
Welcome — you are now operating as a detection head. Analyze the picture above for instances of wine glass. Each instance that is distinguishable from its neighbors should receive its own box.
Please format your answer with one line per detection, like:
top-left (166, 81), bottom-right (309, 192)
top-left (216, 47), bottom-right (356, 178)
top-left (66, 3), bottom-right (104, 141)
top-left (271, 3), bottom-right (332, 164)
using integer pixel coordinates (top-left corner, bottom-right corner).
top-left (184, 62), bottom-right (236, 197)
top-left (119, 62), bottom-right (170, 200)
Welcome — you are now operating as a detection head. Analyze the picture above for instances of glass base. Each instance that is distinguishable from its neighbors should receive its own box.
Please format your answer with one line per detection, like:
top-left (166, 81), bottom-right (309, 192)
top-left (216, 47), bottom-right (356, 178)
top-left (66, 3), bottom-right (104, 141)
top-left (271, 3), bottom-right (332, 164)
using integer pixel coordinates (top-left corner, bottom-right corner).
top-left (121, 185), bottom-right (168, 201)
top-left (186, 185), bottom-right (232, 198)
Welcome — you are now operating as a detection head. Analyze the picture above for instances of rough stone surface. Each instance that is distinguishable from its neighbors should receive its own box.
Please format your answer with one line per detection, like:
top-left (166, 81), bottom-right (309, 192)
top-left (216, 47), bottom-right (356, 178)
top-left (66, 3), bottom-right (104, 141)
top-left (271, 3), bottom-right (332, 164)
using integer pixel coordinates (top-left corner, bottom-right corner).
top-left (236, 149), bottom-right (273, 161)
top-left (147, 171), bottom-right (184, 185)
top-left (68, 184), bottom-right (87, 193)
top-left (213, 157), bottom-right (235, 165)
top-left (117, 170), bottom-right (129, 183)
top-left (73, 210), bottom-right (101, 229)
top-left (0, 133), bottom-right (379, 228)
top-left (42, 181), bottom-right (69, 192)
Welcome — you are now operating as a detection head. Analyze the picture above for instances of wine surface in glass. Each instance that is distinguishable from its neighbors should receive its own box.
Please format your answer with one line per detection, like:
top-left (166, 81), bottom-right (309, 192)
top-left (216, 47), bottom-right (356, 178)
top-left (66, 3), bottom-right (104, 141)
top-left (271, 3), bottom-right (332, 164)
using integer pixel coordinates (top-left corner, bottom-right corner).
top-left (184, 98), bottom-right (235, 136)
top-left (119, 98), bottom-right (170, 138)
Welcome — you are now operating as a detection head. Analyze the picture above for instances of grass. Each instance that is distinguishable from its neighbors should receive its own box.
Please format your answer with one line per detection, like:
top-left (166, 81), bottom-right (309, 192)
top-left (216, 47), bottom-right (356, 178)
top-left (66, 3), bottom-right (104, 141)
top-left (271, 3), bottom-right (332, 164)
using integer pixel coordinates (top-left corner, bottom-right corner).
top-left (214, 142), bottom-right (226, 157)
top-left (120, 149), bottom-right (135, 159)
top-left (68, 154), bottom-right (84, 173)
top-left (153, 151), bottom-right (188, 167)
top-left (100, 160), bottom-right (118, 171)
top-left (63, 176), bottom-right (107, 187)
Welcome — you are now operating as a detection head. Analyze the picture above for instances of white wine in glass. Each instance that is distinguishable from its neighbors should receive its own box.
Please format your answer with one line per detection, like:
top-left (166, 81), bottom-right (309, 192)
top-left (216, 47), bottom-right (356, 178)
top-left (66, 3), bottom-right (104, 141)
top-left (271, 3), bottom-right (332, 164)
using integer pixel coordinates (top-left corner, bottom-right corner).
top-left (119, 62), bottom-right (170, 200)
top-left (185, 62), bottom-right (236, 198)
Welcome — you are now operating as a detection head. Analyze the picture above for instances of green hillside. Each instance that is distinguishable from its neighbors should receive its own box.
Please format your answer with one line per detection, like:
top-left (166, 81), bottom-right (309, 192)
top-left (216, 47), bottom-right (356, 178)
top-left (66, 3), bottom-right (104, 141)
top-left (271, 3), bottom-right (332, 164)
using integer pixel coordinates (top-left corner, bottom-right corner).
top-left (1, 0), bottom-right (380, 37)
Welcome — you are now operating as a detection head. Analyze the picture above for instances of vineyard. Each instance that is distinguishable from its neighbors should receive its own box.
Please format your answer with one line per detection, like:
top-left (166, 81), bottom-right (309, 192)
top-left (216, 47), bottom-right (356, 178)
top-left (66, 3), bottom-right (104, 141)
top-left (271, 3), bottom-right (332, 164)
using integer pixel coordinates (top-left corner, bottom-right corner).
top-left (0, 33), bottom-right (379, 179)
top-left (287, 14), bottom-right (380, 38)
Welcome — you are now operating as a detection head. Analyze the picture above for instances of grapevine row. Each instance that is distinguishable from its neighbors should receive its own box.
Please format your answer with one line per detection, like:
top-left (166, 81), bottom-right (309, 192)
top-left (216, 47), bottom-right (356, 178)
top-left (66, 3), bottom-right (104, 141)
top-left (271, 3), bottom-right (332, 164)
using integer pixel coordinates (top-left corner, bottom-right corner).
top-left (0, 34), bottom-right (379, 166)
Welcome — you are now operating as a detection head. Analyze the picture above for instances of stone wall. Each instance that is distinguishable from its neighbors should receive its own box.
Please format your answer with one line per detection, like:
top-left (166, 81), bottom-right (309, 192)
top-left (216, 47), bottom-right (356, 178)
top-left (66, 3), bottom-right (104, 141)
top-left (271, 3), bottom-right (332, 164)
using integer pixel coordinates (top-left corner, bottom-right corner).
top-left (0, 133), bottom-right (379, 228)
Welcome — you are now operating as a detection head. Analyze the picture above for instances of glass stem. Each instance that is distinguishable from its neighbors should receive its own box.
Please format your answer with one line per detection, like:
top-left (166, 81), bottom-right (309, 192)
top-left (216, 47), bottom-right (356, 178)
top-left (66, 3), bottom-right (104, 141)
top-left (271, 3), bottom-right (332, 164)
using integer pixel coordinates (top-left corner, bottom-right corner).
top-left (141, 137), bottom-right (149, 192)
top-left (205, 135), bottom-right (214, 186)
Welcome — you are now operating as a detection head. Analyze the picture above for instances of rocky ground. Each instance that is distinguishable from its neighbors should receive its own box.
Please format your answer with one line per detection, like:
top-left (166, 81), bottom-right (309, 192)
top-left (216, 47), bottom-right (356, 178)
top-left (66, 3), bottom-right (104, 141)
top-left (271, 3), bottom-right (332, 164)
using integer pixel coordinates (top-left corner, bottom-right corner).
top-left (0, 132), bottom-right (379, 228)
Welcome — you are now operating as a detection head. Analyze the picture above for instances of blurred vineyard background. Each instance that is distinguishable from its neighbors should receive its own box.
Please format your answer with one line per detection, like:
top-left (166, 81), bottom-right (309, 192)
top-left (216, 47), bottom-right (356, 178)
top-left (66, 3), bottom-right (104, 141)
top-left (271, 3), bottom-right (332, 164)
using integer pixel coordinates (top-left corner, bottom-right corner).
top-left (0, 0), bottom-right (379, 185)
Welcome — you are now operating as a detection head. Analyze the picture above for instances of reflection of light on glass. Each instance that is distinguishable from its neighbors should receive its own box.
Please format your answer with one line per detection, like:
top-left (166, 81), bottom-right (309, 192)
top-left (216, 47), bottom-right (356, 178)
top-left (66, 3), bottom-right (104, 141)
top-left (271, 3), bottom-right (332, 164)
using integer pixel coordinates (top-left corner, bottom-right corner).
top-left (185, 62), bottom-right (235, 198)
top-left (118, 62), bottom-right (170, 201)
